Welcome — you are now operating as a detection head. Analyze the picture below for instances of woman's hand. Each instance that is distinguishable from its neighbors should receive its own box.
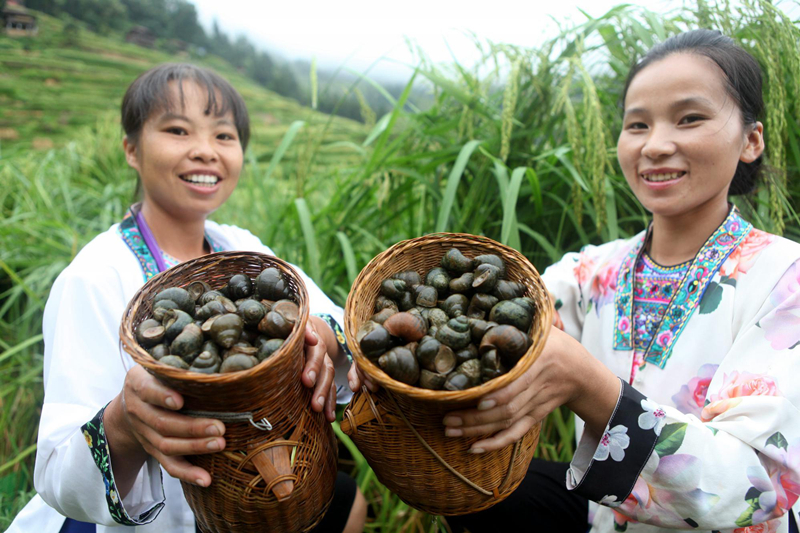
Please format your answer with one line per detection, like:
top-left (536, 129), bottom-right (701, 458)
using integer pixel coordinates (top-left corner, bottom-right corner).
top-left (347, 361), bottom-right (378, 393)
top-left (104, 365), bottom-right (227, 494)
top-left (302, 318), bottom-right (339, 423)
top-left (442, 326), bottom-right (620, 453)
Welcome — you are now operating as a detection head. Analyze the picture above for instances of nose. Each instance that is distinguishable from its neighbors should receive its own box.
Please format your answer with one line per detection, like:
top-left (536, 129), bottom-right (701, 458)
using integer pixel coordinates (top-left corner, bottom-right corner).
top-left (189, 138), bottom-right (218, 163)
top-left (641, 124), bottom-right (677, 160)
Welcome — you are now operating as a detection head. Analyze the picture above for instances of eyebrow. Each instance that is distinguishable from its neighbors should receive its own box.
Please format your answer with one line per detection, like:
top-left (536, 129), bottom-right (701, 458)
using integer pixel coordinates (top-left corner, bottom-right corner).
top-left (157, 113), bottom-right (234, 127)
top-left (625, 96), bottom-right (717, 116)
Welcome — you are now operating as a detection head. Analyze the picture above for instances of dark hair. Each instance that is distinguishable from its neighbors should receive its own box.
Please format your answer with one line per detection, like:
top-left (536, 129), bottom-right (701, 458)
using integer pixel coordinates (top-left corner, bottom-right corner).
top-left (622, 29), bottom-right (764, 195)
top-left (121, 63), bottom-right (250, 151)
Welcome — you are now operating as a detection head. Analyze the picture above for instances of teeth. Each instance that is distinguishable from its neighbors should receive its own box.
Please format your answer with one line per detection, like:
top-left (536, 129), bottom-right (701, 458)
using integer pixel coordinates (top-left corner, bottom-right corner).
top-left (181, 174), bottom-right (219, 187)
top-left (642, 172), bottom-right (683, 182)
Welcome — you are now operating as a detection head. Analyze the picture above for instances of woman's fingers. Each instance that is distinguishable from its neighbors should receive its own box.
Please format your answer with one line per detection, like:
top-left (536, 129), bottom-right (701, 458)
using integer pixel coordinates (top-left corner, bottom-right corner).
top-left (468, 414), bottom-right (539, 453)
top-left (135, 421), bottom-right (226, 457)
top-left (310, 353), bottom-right (335, 413)
top-left (151, 451), bottom-right (215, 487)
top-left (302, 327), bottom-right (324, 388)
top-left (325, 380), bottom-right (336, 422)
top-left (124, 364), bottom-right (184, 411)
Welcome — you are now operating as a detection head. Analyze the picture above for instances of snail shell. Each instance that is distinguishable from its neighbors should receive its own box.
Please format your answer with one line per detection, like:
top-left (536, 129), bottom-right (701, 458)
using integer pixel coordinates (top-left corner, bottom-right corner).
top-left (152, 299), bottom-right (180, 322)
top-left (220, 353), bottom-right (257, 373)
top-left (370, 307), bottom-right (397, 325)
top-left (425, 267), bottom-right (451, 293)
top-left (473, 254), bottom-right (506, 279)
top-left (255, 267), bottom-right (292, 301)
top-left (147, 343), bottom-right (169, 360)
top-left (414, 285), bottom-right (438, 308)
top-left (397, 291), bottom-right (415, 311)
top-left (418, 369), bottom-right (447, 390)
top-left (471, 293), bottom-right (499, 312)
top-left (448, 272), bottom-right (474, 294)
top-left (380, 279), bottom-right (407, 300)
top-left (227, 274), bottom-right (253, 300)
top-left (171, 323), bottom-right (204, 362)
top-left (257, 299), bottom-right (299, 339)
top-left (256, 338), bottom-right (284, 361)
top-left (480, 349), bottom-right (506, 383)
top-left (189, 351), bottom-right (221, 374)
top-left (195, 299), bottom-right (227, 321)
top-left (163, 309), bottom-right (193, 343)
top-left (489, 299), bottom-right (533, 332)
top-left (375, 295), bottom-right (399, 313)
top-left (479, 325), bottom-right (530, 368)
top-left (441, 294), bottom-right (469, 318)
top-left (416, 336), bottom-right (456, 374)
top-left (201, 340), bottom-right (220, 358)
top-left (378, 344), bottom-right (420, 385)
top-left (441, 248), bottom-right (474, 274)
top-left (154, 287), bottom-right (195, 315)
top-left (357, 321), bottom-right (393, 360)
top-left (469, 319), bottom-right (498, 343)
top-left (136, 318), bottom-right (165, 348)
top-left (382, 311), bottom-right (427, 343)
top-left (209, 313), bottom-right (244, 349)
top-left (198, 290), bottom-right (225, 306)
top-left (492, 280), bottom-right (525, 301)
top-left (238, 299), bottom-right (267, 327)
top-left (392, 270), bottom-right (422, 288)
top-left (159, 355), bottom-right (189, 370)
top-left (444, 359), bottom-right (481, 391)
top-left (472, 263), bottom-right (500, 293)
top-left (454, 343), bottom-right (479, 365)
top-left (186, 281), bottom-right (211, 303)
top-left (427, 308), bottom-right (449, 330)
top-left (436, 316), bottom-right (471, 350)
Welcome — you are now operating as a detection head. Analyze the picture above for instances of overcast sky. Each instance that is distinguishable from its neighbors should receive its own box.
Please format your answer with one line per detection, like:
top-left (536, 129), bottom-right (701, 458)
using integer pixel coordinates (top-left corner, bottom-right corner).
top-left (189, 0), bottom-right (680, 80)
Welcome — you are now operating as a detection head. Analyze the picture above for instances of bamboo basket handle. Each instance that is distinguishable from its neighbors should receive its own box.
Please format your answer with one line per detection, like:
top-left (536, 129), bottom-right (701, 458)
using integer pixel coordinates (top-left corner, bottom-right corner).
top-left (382, 391), bottom-right (519, 499)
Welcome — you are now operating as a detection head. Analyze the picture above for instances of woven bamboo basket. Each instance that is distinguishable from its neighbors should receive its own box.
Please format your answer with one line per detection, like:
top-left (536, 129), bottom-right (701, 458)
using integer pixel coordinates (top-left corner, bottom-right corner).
top-left (341, 233), bottom-right (552, 516)
top-left (121, 251), bottom-right (337, 533)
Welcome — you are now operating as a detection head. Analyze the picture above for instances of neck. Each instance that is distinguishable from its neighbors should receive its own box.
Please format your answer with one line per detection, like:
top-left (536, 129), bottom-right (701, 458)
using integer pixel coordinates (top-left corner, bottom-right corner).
top-left (139, 200), bottom-right (208, 262)
top-left (648, 198), bottom-right (730, 266)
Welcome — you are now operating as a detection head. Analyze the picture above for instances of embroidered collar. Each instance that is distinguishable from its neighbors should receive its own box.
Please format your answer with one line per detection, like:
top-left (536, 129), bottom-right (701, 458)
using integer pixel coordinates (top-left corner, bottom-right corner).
top-left (613, 206), bottom-right (752, 368)
top-left (118, 212), bottom-right (223, 281)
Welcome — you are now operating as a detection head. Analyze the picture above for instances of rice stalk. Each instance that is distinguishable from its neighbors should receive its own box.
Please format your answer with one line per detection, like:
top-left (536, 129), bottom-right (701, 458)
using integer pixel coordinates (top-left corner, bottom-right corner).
top-left (500, 58), bottom-right (522, 163)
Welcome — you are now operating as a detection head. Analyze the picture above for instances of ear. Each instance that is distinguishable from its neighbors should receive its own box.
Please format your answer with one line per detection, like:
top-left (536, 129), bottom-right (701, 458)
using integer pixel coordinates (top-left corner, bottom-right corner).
top-left (123, 136), bottom-right (141, 173)
top-left (740, 121), bottom-right (764, 164)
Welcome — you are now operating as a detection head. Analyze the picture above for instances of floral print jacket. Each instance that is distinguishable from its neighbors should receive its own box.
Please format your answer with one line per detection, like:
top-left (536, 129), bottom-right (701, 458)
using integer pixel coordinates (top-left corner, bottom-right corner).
top-left (542, 207), bottom-right (800, 533)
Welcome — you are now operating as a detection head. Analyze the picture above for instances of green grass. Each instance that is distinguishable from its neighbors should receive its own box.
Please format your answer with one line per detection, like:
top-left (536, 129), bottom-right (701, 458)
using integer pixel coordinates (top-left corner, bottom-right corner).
top-left (1, 1), bottom-right (799, 531)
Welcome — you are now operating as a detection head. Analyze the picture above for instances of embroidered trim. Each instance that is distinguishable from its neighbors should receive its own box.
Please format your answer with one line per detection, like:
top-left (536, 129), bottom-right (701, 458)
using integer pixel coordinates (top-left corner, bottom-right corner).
top-left (641, 252), bottom-right (692, 273)
top-left (82, 404), bottom-right (165, 525)
top-left (118, 212), bottom-right (223, 281)
top-left (613, 207), bottom-right (752, 368)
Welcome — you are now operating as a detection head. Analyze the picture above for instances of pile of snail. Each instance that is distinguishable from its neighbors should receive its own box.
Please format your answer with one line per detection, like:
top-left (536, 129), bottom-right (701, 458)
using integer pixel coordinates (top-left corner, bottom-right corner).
top-left (136, 267), bottom-right (298, 374)
top-left (357, 248), bottom-right (535, 390)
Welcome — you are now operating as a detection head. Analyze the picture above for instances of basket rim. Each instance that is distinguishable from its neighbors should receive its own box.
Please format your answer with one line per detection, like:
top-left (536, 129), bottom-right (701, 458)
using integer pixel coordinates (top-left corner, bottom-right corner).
top-left (344, 232), bottom-right (552, 401)
top-left (120, 250), bottom-right (310, 385)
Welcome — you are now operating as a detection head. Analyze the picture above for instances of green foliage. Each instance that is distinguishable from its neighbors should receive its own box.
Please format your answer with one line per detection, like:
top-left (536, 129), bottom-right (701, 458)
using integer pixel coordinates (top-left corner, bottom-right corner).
top-left (1, 1), bottom-right (799, 531)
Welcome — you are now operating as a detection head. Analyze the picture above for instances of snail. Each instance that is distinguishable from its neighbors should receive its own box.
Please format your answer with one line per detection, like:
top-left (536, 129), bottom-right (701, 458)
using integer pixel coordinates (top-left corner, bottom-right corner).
top-left (195, 299), bottom-right (227, 321)
top-left (227, 274), bottom-right (253, 300)
top-left (441, 248), bottom-right (474, 274)
top-left (148, 343), bottom-right (169, 360)
top-left (186, 281), bottom-right (211, 303)
top-left (444, 359), bottom-right (481, 391)
top-left (416, 336), bottom-right (456, 374)
top-left (220, 353), bottom-right (258, 373)
top-left (392, 270), bottom-right (422, 288)
top-left (357, 321), bottom-right (393, 360)
top-left (258, 299), bottom-right (299, 339)
top-left (370, 307), bottom-right (397, 325)
top-left (171, 323), bottom-right (204, 362)
top-left (469, 318), bottom-right (498, 343)
top-left (414, 285), bottom-right (438, 308)
top-left (381, 279), bottom-right (407, 300)
top-left (448, 272), bottom-right (474, 294)
top-left (154, 287), bottom-right (195, 315)
top-left (427, 308), bottom-right (449, 330)
top-left (418, 369), bottom-right (447, 390)
top-left (238, 299), bottom-right (267, 327)
top-left (198, 290), bottom-right (225, 306)
top-left (163, 309), bottom-right (193, 342)
top-left (189, 350), bottom-right (221, 374)
top-left (479, 325), bottom-right (530, 368)
top-left (441, 294), bottom-right (469, 318)
top-left (255, 267), bottom-right (291, 301)
top-left (136, 318), bottom-right (165, 348)
top-left (375, 295), bottom-right (399, 313)
top-left (208, 313), bottom-right (244, 349)
top-left (425, 267), bottom-right (451, 293)
top-left (473, 254), bottom-right (506, 279)
top-left (454, 343), bottom-right (478, 365)
top-left (436, 316), bottom-right (472, 350)
top-left (492, 280), bottom-right (525, 301)
top-left (472, 263), bottom-right (500, 293)
top-left (397, 291), bottom-right (415, 311)
top-left (489, 299), bottom-right (534, 332)
top-left (152, 299), bottom-right (180, 322)
top-left (480, 349), bottom-right (506, 383)
top-left (159, 355), bottom-right (190, 370)
top-left (378, 344), bottom-right (420, 385)
top-left (256, 337), bottom-right (284, 361)
top-left (383, 311), bottom-right (428, 343)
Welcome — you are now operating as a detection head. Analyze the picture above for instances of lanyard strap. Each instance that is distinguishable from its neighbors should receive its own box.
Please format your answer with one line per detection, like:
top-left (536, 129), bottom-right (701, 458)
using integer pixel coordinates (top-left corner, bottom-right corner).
top-left (131, 207), bottom-right (169, 274)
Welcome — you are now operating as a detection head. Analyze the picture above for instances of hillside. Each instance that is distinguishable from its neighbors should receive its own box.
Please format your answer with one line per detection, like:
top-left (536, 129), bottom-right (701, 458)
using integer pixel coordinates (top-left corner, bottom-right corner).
top-left (0, 10), bottom-right (367, 162)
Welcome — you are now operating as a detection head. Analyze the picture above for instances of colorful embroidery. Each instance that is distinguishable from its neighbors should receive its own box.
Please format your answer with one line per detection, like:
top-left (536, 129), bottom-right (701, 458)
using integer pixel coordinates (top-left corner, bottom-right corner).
top-left (314, 313), bottom-right (353, 403)
top-left (613, 206), bottom-right (752, 368)
top-left (81, 404), bottom-right (164, 525)
top-left (118, 211), bottom-right (223, 281)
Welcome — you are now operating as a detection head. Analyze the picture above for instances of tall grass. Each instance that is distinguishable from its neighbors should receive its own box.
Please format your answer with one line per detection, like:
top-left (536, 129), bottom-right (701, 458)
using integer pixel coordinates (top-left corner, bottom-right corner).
top-left (1, 1), bottom-right (798, 530)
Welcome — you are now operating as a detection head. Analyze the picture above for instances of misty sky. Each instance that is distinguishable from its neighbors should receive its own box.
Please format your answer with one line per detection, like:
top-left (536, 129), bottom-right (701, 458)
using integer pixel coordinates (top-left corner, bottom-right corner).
top-left (189, 0), bottom-right (679, 80)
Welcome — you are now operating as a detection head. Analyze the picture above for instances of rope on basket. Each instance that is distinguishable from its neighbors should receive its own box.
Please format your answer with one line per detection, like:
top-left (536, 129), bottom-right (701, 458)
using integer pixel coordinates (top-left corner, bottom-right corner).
top-left (182, 409), bottom-right (273, 431)
top-left (384, 392), bottom-right (497, 498)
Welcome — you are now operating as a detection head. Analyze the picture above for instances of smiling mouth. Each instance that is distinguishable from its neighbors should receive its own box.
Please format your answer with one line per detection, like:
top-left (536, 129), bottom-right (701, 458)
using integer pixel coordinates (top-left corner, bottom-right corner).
top-left (179, 174), bottom-right (220, 187)
top-left (641, 171), bottom-right (686, 182)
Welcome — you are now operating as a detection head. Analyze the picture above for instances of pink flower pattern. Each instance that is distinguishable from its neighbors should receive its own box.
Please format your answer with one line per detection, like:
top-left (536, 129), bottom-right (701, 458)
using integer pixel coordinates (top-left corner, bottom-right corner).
top-left (701, 371), bottom-right (781, 422)
top-left (672, 364), bottom-right (718, 418)
top-left (720, 229), bottom-right (775, 280)
top-left (761, 261), bottom-right (800, 350)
